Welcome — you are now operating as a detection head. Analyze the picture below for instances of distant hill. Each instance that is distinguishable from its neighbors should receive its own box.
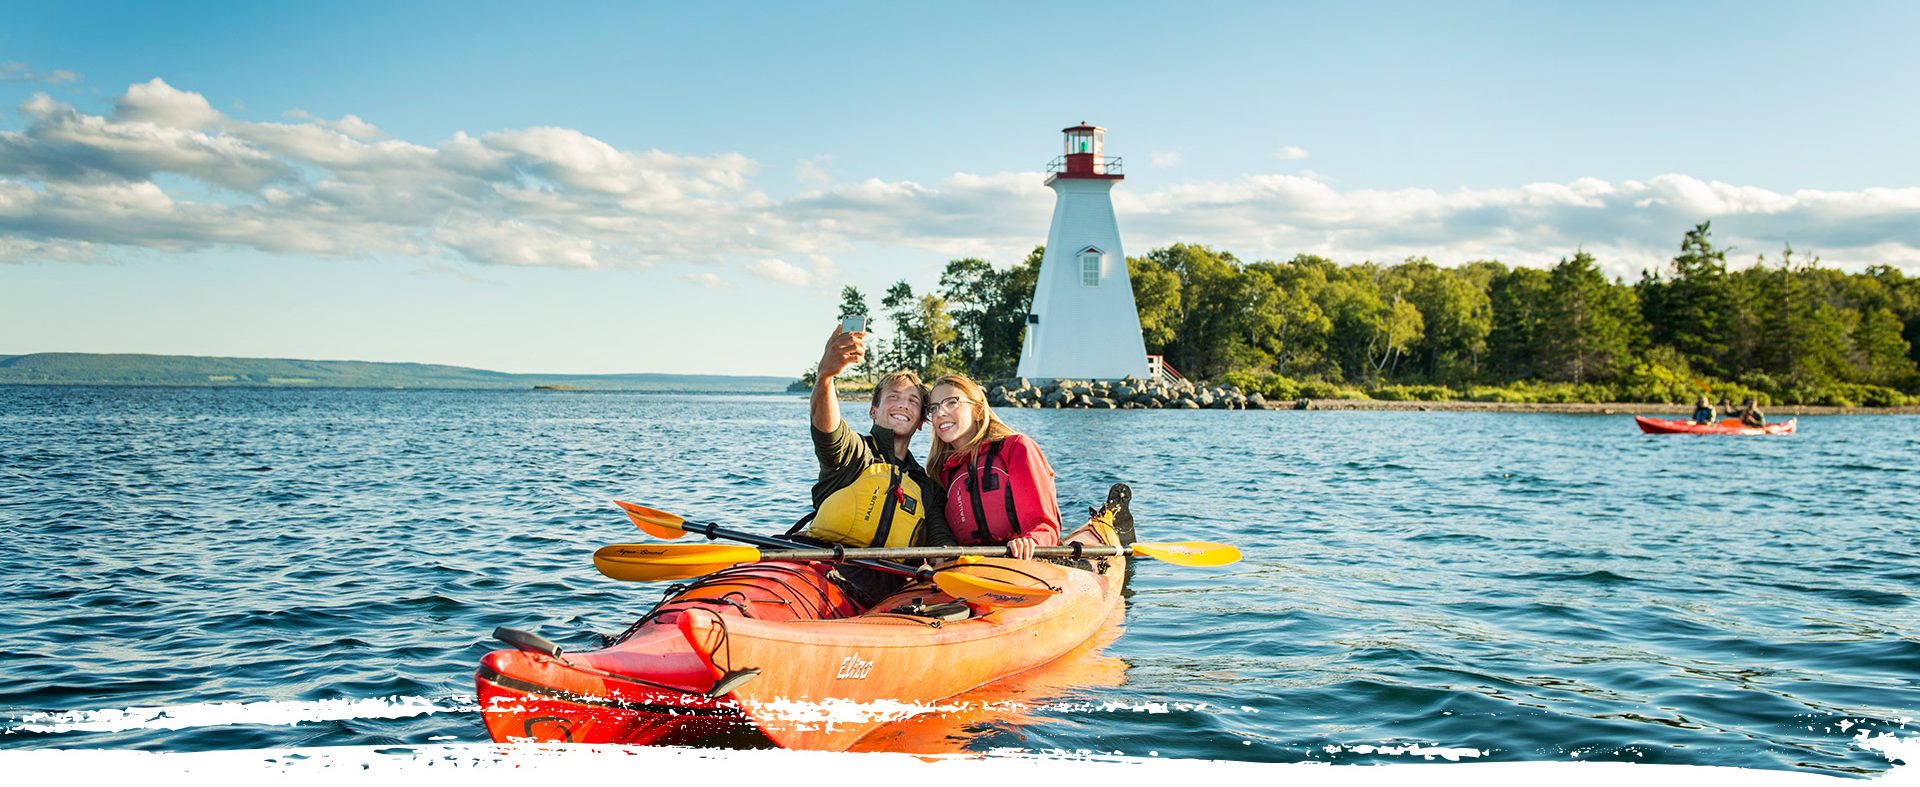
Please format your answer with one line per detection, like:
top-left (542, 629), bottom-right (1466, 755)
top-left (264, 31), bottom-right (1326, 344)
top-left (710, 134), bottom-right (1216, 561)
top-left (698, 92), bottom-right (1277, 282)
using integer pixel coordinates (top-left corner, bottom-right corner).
top-left (0, 353), bottom-right (791, 393)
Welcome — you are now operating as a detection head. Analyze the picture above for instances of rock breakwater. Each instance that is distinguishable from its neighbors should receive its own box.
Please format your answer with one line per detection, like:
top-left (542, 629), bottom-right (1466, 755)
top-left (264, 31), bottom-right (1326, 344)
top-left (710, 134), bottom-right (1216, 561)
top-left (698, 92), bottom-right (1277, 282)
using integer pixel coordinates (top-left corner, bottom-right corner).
top-left (985, 377), bottom-right (1282, 410)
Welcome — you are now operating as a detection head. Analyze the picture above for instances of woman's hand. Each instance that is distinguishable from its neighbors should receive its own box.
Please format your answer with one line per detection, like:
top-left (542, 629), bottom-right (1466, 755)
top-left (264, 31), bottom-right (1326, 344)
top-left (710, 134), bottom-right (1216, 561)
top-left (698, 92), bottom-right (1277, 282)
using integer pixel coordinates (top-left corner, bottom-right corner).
top-left (1005, 536), bottom-right (1037, 561)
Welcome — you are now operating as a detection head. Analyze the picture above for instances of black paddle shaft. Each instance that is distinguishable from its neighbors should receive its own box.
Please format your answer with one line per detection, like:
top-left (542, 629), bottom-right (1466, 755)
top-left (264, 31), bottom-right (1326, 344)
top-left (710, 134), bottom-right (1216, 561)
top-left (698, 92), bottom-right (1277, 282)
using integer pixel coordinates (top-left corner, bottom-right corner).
top-left (677, 519), bottom-right (931, 579)
top-left (747, 544), bottom-right (1128, 562)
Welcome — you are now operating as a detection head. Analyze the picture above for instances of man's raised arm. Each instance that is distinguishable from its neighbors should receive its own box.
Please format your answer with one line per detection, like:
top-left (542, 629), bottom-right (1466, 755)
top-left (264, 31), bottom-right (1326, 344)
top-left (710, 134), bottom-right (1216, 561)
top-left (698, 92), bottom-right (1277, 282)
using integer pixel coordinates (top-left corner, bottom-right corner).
top-left (811, 326), bottom-right (865, 433)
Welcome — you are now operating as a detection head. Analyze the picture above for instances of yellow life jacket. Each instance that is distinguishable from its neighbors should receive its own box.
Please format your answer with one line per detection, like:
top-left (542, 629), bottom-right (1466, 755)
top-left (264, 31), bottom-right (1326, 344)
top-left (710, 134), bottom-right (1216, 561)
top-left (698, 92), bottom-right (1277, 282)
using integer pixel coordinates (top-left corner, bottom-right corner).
top-left (806, 462), bottom-right (925, 548)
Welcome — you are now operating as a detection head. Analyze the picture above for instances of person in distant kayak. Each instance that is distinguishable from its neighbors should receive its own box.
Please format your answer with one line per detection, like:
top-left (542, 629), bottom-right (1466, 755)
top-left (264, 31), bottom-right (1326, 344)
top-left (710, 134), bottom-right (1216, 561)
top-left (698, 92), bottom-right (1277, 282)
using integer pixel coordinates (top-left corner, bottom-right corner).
top-left (924, 374), bottom-right (1062, 560)
top-left (802, 325), bottom-right (955, 609)
top-left (1721, 397), bottom-right (1766, 427)
top-left (1690, 394), bottom-right (1717, 425)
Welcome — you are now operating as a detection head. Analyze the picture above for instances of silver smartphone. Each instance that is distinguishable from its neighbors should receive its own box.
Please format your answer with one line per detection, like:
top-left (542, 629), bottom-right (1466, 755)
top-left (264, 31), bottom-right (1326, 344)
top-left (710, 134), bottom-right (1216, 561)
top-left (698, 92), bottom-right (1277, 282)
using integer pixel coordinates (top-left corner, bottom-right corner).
top-left (840, 314), bottom-right (867, 333)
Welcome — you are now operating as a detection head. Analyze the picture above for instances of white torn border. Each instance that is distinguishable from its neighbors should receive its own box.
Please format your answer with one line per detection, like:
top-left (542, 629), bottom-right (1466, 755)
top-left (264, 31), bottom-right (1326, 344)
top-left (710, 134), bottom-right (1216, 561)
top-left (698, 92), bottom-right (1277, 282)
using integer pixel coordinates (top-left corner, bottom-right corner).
top-left (2, 697), bottom-right (1911, 784)
top-left (2, 695), bottom-right (1230, 736)
top-left (2, 696), bottom-right (476, 734)
top-left (0, 744), bottom-right (1880, 787)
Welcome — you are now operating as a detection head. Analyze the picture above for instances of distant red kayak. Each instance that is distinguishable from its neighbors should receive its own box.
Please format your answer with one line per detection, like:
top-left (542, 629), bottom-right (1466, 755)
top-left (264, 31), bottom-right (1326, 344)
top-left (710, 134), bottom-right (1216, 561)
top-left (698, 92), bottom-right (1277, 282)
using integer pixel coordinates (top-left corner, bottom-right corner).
top-left (1635, 415), bottom-right (1797, 435)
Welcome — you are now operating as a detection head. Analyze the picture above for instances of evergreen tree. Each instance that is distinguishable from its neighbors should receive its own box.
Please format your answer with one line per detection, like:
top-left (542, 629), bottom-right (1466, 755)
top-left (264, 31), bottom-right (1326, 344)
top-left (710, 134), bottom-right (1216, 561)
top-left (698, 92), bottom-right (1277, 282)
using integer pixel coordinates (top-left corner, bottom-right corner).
top-left (937, 258), bottom-right (997, 373)
top-left (1485, 264), bottom-right (1550, 380)
top-left (879, 281), bottom-right (921, 374)
top-left (1541, 251), bottom-right (1639, 384)
top-left (1639, 222), bottom-right (1735, 376)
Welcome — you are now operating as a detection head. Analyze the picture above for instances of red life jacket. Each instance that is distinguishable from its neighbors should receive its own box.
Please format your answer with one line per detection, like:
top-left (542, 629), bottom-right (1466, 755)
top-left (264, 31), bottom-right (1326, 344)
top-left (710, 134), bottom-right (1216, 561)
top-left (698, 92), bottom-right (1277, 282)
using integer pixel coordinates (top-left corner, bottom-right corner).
top-left (940, 434), bottom-right (1061, 547)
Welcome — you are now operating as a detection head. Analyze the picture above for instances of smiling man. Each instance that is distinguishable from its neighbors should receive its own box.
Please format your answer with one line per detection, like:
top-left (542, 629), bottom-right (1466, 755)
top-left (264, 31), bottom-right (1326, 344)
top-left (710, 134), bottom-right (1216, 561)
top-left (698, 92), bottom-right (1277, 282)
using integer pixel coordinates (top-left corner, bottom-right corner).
top-left (798, 325), bottom-right (955, 608)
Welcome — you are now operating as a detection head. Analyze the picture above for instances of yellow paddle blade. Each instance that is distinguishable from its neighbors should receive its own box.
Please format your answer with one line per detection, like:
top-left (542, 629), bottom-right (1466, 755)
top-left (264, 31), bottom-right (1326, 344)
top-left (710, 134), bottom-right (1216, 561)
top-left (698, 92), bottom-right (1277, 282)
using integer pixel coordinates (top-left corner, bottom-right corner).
top-left (1132, 541), bottom-right (1242, 567)
top-left (934, 569), bottom-right (1058, 609)
top-left (593, 543), bottom-right (760, 582)
top-left (615, 500), bottom-right (690, 540)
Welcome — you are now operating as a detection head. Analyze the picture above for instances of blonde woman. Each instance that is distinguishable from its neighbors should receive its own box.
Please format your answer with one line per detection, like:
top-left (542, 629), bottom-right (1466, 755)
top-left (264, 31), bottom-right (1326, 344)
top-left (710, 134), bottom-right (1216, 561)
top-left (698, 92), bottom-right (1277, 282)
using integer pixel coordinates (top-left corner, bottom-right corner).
top-left (924, 374), bottom-right (1062, 560)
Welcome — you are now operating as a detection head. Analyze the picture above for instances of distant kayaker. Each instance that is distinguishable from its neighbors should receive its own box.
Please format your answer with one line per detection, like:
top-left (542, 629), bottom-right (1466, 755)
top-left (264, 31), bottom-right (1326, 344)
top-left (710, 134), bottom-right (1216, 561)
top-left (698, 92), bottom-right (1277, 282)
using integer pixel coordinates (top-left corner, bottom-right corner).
top-left (802, 325), bottom-right (956, 609)
top-left (925, 374), bottom-right (1063, 560)
top-left (1690, 394), bottom-right (1717, 425)
top-left (1723, 397), bottom-right (1766, 427)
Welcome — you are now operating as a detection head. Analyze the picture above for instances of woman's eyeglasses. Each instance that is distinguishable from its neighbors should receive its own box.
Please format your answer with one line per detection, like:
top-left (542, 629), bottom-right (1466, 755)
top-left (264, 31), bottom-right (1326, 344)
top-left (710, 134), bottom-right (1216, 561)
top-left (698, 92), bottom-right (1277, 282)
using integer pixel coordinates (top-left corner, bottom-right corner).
top-left (925, 396), bottom-right (965, 416)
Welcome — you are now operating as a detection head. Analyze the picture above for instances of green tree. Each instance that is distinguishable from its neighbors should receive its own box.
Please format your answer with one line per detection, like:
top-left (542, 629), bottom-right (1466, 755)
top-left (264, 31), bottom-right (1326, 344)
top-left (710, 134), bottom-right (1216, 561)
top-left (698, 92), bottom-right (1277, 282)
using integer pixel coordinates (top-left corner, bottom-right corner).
top-left (877, 281), bottom-right (961, 377)
top-left (1317, 265), bottom-right (1391, 383)
top-left (1540, 251), bottom-right (1640, 384)
top-left (1391, 258), bottom-right (1492, 384)
top-left (917, 294), bottom-right (960, 375)
top-left (937, 258), bottom-right (998, 373)
top-left (1246, 257), bottom-right (1333, 377)
top-left (1749, 248), bottom-right (1854, 392)
top-left (1485, 264), bottom-right (1551, 380)
top-left (990, 247), bottom-right (1045, 379)
top-left (879, 281), bottom-right (922, 374)
top-left (1853, 306), bottom-right (1915, 387)
top-left (1128, 254), bottom-right (1182, 354)
top-left (936, 250), bottom-right (1041, 379)
top-left (1147, 244), bottom-right (1253, 380)
top-left (1639, 222), bottom-right (1735, 376)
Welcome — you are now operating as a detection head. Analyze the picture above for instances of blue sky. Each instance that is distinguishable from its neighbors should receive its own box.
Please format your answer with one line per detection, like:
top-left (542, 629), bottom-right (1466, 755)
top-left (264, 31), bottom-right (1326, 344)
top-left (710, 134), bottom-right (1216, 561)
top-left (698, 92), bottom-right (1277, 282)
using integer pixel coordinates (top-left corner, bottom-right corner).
top-left (5, 2), bottom-right (1918, 375)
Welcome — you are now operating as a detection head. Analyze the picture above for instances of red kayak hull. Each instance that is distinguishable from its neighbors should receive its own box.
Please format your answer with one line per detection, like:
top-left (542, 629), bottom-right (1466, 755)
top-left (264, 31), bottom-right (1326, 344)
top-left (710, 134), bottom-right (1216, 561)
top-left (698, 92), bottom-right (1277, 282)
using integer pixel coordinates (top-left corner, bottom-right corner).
top-left (1635, 415), bottom-right (1797, 435)
top-left (476, 518), bottom-right (1126, 751)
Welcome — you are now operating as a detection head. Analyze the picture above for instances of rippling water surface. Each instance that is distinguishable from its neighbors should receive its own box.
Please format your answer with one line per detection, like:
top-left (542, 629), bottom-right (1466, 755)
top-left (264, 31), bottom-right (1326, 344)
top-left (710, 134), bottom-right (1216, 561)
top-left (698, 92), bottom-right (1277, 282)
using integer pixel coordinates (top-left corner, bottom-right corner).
top-left (2, 386), bottom-right (1914, 776)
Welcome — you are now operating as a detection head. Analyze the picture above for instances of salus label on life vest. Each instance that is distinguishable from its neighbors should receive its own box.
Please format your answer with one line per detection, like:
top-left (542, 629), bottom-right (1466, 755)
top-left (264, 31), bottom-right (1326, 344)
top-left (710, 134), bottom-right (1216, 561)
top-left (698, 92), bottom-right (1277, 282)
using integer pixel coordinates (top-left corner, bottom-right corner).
top-left (836, 653), bottom-right (874, 680)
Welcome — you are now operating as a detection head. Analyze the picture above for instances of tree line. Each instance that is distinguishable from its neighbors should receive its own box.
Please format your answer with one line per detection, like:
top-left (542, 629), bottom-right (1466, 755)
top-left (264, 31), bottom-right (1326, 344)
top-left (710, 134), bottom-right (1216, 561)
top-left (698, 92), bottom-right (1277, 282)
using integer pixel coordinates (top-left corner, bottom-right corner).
top-left (811, 223), bottom-right (1920, 406)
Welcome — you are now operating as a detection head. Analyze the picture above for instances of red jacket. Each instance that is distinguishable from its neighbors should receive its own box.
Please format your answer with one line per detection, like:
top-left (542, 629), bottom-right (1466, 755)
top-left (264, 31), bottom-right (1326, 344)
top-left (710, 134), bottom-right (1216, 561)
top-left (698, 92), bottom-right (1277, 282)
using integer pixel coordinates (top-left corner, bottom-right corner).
top-left (937, 433), bottom-right (1062, 547)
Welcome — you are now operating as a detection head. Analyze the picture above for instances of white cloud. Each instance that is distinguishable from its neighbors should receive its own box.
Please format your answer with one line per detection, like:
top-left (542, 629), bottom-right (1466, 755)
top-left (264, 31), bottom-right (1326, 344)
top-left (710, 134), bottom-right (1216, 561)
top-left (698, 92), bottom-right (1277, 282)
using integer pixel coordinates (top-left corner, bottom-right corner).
top-left (4, 78), bottom-right (1920, 278)
top-left (794, 156), bottom-right (833, 184)
top-left (284, 109), bottom-right (386, 141)
top-left (747, 258), bottom-right (813, 286)
top-left (683, 272), bottom-right (731, 288)
top-left (806, 254), bottom-right (840, 282)
top-left (1149, 151), bottom-right (1182, 168)
top-left (114, 78), bottom-right (224, 129)
top-left (0, 62), bottom-right (79, 85)
top-left (1275, 145), bottom-right (1309, 161)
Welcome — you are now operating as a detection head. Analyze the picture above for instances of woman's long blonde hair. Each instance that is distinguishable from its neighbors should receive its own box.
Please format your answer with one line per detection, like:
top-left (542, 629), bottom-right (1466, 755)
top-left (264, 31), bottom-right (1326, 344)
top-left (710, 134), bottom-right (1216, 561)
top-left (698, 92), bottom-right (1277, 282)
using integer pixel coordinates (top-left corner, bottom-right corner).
top-left (925, 374), bottom-right (1019, 474)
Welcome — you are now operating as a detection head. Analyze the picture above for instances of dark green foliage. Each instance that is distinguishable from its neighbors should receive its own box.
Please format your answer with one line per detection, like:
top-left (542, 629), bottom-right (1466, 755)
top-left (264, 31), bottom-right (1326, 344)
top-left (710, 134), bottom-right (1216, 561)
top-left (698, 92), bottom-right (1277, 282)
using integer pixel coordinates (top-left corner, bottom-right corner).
top-left (1638, 222), bottom-right (1736, 376)
top-left (1539, 251), bottom-right (1642, 384)
top-left (831, 224), bottom-right (1915, 405)
top-left (936, 249), bottom-right (1040, 380)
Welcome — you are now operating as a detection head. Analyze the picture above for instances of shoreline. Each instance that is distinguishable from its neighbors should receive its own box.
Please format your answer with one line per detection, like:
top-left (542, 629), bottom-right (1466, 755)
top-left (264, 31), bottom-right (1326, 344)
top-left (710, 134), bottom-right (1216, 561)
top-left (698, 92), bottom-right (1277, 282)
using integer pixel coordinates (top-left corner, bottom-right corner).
top-left (1280, 399), bottom-right (1920, 415)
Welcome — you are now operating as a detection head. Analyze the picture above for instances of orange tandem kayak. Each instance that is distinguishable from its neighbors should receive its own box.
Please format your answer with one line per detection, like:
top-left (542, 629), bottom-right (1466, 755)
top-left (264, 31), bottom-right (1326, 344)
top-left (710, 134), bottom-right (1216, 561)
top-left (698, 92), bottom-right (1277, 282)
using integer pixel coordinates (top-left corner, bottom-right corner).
top-left (475, 508), bottom-right (1128, 751)
top-left (1635, 415), bottom-right (1797, 435)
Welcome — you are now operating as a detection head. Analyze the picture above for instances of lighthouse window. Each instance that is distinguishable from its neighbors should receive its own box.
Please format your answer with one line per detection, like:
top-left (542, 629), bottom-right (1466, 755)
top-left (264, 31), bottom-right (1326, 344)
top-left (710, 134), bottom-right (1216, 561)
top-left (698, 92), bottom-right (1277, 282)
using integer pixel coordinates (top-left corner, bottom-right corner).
top-left (1079, 250), bottom-right (1102, 286)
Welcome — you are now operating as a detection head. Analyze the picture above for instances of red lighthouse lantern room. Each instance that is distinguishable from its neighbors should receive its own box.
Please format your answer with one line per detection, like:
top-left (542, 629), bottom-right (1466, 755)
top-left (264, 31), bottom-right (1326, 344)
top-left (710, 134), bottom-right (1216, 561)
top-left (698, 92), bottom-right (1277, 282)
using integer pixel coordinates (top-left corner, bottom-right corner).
top-left (1048, 122), bottom-right (1124, 182)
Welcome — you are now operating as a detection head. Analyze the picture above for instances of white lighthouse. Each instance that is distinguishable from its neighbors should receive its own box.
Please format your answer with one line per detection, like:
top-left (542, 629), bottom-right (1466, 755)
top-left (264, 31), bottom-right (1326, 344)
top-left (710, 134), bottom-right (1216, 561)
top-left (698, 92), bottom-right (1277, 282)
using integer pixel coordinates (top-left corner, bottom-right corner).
top-left (1015, 123), bottom-right (1149, 381)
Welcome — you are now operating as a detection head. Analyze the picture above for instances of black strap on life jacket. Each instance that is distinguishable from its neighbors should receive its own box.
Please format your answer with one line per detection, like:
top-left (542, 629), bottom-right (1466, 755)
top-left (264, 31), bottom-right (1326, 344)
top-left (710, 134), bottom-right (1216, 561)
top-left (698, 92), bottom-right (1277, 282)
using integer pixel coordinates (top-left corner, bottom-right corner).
top-left (963, 439), bottom-right (1016, 544)
top-left (869, 464), bottom-right (903, 547)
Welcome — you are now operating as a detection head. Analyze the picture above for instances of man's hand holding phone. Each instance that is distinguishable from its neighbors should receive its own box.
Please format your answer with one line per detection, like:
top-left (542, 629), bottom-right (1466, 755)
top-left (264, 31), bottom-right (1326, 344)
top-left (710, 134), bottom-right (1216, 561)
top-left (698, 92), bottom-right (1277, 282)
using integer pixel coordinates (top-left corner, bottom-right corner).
top-left (819, 316), bottom-right (869, 380)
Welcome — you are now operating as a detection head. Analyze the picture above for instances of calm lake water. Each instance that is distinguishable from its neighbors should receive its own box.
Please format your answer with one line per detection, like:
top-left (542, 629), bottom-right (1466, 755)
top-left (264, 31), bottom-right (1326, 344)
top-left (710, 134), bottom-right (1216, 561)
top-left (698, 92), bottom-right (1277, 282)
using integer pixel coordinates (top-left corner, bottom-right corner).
top-left (1, 386), bottom-right (1914, 777)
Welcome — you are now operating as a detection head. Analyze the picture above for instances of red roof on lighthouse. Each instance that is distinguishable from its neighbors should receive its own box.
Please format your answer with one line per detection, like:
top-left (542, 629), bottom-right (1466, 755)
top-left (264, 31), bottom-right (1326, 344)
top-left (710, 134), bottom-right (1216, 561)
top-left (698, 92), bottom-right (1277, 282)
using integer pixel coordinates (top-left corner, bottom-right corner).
top-left (1047, 122), bottom-right (1123, 183)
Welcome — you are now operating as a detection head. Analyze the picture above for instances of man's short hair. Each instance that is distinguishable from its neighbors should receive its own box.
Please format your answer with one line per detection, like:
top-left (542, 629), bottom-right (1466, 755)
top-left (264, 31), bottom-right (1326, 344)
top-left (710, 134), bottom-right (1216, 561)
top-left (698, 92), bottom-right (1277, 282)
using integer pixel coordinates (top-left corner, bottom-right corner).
top-left (869, 370), bottom-right (927, 409)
